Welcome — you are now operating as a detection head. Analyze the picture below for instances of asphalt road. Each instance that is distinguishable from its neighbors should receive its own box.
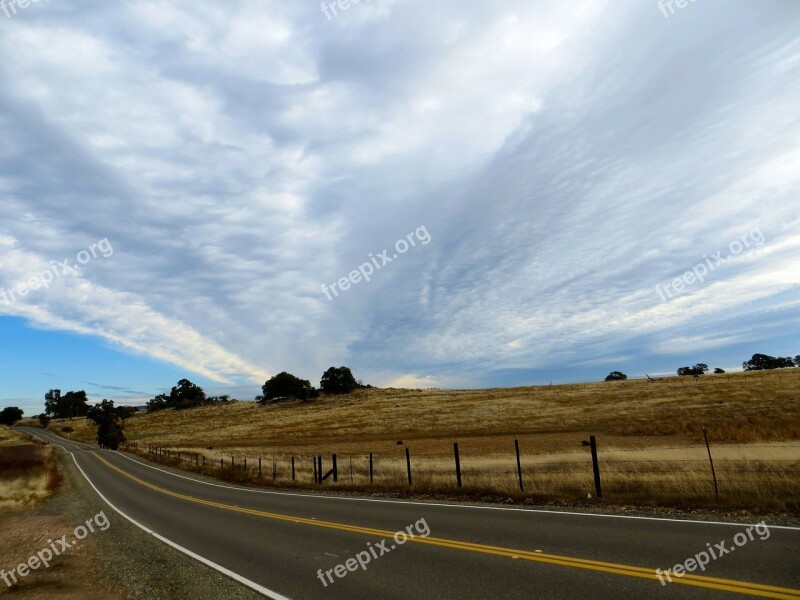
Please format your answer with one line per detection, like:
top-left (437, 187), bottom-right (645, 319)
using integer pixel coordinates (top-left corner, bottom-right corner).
top-left (17, 426), bottom-right (800, 600)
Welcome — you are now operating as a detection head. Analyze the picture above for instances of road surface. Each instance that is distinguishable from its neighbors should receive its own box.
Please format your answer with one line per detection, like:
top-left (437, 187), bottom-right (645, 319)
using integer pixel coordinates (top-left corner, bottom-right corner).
top-left (17, 426), bottom-right (800, 600)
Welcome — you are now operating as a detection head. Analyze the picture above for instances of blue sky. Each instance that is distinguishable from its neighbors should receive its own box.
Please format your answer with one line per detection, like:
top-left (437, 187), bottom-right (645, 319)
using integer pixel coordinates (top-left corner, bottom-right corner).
top-left (1, 0), bottom-right (799, 416)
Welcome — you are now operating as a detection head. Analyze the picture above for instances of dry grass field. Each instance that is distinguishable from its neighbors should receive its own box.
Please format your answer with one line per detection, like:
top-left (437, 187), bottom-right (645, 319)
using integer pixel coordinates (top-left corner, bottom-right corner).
top-left (0, 426), bottom-right (61, 511)
top-left (47, 369), bottom-right (800, 511)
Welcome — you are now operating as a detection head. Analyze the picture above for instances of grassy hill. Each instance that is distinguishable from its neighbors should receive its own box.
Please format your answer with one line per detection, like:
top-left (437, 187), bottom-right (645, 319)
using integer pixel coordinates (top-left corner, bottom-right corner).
top-left (53, 368), bottom-right (799, 453)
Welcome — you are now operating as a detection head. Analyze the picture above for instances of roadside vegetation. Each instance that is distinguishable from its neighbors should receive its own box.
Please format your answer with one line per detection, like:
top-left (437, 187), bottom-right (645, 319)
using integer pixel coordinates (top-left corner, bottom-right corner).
top-left (0, 426), bottom-right (62, 511)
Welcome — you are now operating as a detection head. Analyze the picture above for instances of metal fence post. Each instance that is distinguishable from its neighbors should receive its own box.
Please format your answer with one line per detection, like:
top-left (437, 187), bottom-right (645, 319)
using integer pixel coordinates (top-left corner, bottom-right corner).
top-left (590, 435), bottom-right (602, 498)
top-left (703, 426), bottom-right (719, 501)
top-left (453, 442), bottom-right (462, 488)
top-left (406, 447), bottom-right (412, 486)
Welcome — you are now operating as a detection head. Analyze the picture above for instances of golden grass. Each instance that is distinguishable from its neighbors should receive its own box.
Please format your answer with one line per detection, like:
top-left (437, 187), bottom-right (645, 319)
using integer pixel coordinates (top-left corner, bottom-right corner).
top-left (49, 369), bottom-right (800, 512)
top-left (0, 426), bottom-right (62, 511)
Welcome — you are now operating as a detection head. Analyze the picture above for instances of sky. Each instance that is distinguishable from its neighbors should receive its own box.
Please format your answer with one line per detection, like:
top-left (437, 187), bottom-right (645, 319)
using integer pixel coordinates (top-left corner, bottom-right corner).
top-left (1, 0), bottom-right (799, 416)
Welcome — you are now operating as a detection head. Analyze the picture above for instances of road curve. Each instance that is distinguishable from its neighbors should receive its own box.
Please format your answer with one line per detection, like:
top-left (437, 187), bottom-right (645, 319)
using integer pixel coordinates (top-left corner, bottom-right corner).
top-left (17, 426), bottom-right (800, 600)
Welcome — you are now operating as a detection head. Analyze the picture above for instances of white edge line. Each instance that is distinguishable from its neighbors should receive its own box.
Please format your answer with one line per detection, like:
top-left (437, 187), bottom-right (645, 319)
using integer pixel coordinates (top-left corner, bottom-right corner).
top-left (109, 443), bottom-right (800, 532)
top-left (26, 428), bottom-right (293, 600)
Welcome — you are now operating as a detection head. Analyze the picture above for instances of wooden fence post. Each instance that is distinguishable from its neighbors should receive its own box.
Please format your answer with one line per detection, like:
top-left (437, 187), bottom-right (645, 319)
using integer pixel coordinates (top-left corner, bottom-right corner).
top-left (313, 456), bottom-right (318, 483)
top-left (453, 442), bottom-right (462, 488)
top-left (258, 457), bottom-right (262, 477)
top-left (369, 453), bottom-right (374, 484)
top-left (291, 456), bottom-right (295, 481)
top-left (590, 435), bottom-right (602, 498)
top-left (515, 439), bottom-right (523, 492)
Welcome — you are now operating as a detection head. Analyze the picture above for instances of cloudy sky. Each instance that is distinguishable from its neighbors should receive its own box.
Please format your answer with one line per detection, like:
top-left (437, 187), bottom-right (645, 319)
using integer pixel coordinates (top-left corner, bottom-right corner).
top-left (1, 0), bottom-right (799, 414)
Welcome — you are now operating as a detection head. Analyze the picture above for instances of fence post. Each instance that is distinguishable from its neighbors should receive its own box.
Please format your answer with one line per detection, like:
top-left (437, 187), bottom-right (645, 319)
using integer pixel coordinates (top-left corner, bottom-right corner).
top-left (332, 454), bottom-right (338, 482)
top-left (405, 447), bottom-right (412, 486)
top-left (453, 442), bottom-right (462, 488)
top-left (231, 456), bottom-right (235, 469)
top-left (590, 435), bottom-right (602, 498)
top-left (515, 439), bottom-right (523, 492)
top-left (703, 426), bottom-right (719, 501)
top-left (291, 456), bottom-right (295, 481)
top-left (244, 457), bottom-right (247, 472)
top-left (369, 453), bottom-right (374, 484)
top-left (259, 457), bottom-right (262, 477)
top-left (313, 456), bottom-right (318, 483)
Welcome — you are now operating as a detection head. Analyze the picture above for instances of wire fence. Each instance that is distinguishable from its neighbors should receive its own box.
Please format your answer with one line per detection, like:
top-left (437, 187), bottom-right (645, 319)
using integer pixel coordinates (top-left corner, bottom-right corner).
top-left (127, 435), bottom-right (800, 509)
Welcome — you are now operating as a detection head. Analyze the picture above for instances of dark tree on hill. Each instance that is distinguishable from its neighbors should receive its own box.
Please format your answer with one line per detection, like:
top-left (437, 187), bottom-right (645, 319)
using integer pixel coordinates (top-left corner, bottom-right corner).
top-left (146, 379), bottom-right (221, 412)
top-left (115, 405), bottom-right (137, 422)
top-left (43, 389), bottom-right (89, 419)
top-left (44, 389), bottom-right (61, 417)
top-left (742, 354), bottom-right (796, 371)
top-left (320, 366), bottom-right (359, 394)
top-left (714, 368), bottom-right (726, 374)
top-left (795, 355), bottom-right (800, 367)
top-left (87, 399), bottom-right (126, 450)
top-left (169, 379), bottom-right (206, 410)
top-left (38, 413), bottom-right (51, 428)
top-left (260, 372), bottom-right (316, 403)
top-left (0, 406), bottom-right (23, 425)
top-left (61, 391), bottom-right (89, 418)
top-left (677, 364), bottom-right (709, 376)
top-left (147, 394), bottom-right (169, 412)
top-left (604, 371), bottom-right (628, 382)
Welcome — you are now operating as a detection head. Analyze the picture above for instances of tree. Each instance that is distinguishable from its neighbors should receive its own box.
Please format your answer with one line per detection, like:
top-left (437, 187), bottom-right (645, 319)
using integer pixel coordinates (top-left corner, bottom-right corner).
top-left (61, 390), bottom-right (89, 419)
top-left (38, 413), bottom-right (51, 428)
top-left (260, 372), bottom-right (315, 403)
top-left (86, 399), bottom-right (126, 450)
top-left (115, 405), bottom-right (137, 423)
top-left (169, 379), bottom-right (206, 410)
top-left (146, 379), bottom-right (213, 412)
top-left (714, 368), bottom-right (726, 374)
top-left (795, 355), bottom-right (800, 368)
top-left (44, 389), bottom-right (61, 417)
top-left (0, 407), bottom-right (23, 426)
top-left (677, 364), bottom-right (709, 376)
top-left (44, 389), bottom-right (89, 419)
top-left (320, 366), bottom-right (359, 394)
top-left (147, 394), bottom-right (169, 412)
top-left (604, 371), bottom-right (628, 382)
top-left (742, 354), bottom-right (796, 371)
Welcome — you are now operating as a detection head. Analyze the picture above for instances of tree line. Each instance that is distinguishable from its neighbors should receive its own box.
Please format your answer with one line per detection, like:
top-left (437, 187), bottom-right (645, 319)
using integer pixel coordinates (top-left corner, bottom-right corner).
top-left (605, 352), bottom-right (800, 381)
top-left (257, 366), bottom-right (369, 403)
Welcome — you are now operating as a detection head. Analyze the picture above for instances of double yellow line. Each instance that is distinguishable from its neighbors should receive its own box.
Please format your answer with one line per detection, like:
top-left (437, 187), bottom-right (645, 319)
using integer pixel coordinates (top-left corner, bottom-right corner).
top-left (92, 453), bottom-right (800, 599)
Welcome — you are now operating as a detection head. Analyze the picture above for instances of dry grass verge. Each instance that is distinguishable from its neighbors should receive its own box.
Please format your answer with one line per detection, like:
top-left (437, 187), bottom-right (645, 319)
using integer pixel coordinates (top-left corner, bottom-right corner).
top-left (0, 427), bottom-right (62, 511)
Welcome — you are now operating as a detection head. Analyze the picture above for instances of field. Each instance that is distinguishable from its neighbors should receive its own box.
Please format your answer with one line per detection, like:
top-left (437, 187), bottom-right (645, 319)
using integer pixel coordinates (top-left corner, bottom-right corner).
top-left (47, 369), bottom-right (800, 512)
top-left (0, 426), bottom-right (62, 511)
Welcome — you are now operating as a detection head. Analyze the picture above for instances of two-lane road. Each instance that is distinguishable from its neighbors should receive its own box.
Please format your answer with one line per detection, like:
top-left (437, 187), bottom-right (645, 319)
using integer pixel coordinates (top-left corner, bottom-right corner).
top-left (18, 427), bottom-right (800, 599)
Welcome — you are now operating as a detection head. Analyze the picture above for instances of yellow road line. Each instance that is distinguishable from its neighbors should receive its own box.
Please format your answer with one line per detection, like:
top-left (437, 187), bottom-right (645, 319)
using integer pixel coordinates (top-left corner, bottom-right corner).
top-left (91, 453), bottom-right (800, 599)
